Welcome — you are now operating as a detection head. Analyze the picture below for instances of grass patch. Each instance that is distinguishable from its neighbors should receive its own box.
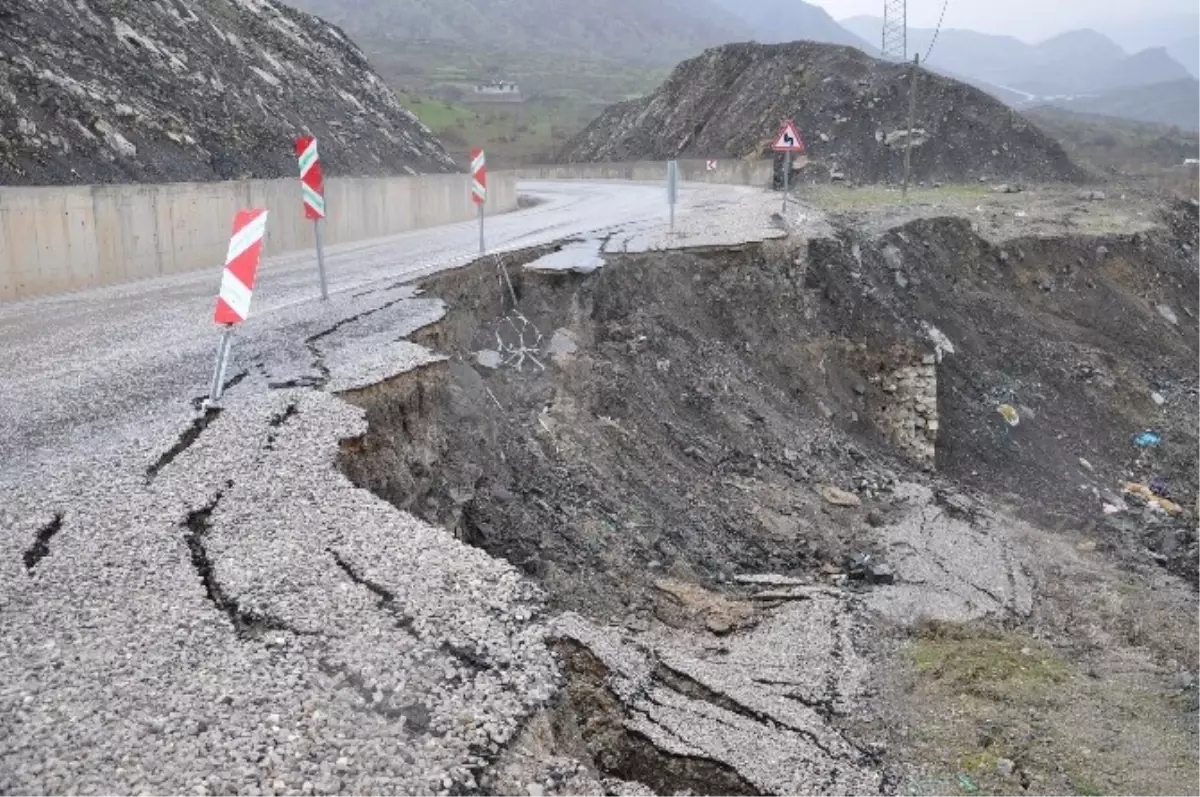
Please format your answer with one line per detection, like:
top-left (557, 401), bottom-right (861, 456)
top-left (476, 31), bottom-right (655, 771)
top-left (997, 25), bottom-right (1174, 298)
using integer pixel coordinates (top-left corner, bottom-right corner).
top-left (399, 95), bottom-right (478, 130)
top-left (356, 42), bottom-right (667, 165)
top-left (910, 622), bottom-right (1072, 701)
top-left (802, 183), bottom-right (994, 211)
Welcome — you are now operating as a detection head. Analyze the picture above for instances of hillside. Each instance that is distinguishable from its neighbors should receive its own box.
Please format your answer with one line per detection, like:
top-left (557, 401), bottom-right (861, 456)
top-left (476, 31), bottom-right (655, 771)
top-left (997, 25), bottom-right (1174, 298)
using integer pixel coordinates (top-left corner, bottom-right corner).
top-left (0, 0), bottom-right (456, 186)
top-left (284, 0), bottom-right (752, 66)
top-left (841, 18), bottom-right (1192, 97)
top-left (1041, 79), bottom-right (1200, 132)
top-left (1025, 107), bottom-right (1199, 171)
top-left (559, 42), bottom-right (1086, 186)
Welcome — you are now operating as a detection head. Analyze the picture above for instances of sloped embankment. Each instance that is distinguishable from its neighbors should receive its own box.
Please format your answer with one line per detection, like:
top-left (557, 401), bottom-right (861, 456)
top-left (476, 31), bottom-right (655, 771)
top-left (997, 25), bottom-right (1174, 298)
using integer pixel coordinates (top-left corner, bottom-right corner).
top-left (334, 200), bottom-right (1197, 794)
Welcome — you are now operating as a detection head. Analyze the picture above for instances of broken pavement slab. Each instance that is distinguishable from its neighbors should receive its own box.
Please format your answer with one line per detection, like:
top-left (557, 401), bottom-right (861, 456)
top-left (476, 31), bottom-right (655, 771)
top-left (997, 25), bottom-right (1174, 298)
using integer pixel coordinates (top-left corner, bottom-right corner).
top-left (553, 607), bottom-right (883, 795)
top-left (2, 180), bottom-right (798, 794)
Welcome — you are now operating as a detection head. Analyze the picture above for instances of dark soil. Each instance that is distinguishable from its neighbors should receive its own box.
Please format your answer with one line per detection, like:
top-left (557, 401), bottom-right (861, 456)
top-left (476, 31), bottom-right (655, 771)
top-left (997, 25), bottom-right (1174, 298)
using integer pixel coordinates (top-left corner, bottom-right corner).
top-left (337, 198), bottom-right (1198, 626)
top-left (339, 242), bottom-right (904, 622)
top-left (805, 201), bottom-right (1199, 584)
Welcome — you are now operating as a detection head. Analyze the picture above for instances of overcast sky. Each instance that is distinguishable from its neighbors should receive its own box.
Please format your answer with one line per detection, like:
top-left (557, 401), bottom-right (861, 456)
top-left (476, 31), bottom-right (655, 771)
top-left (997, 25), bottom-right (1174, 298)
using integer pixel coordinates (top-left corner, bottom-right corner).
top-left (808, 0), bottom-right (1199, 43)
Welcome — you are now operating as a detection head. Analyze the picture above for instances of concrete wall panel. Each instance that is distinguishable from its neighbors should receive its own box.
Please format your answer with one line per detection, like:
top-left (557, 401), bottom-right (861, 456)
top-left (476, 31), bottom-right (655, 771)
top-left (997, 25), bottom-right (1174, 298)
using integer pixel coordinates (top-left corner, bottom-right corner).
top-left (1, 171), bottom-right (517, 302)
top-left (0, 159), bottom-right (751, 302)
top-left (509, 159), bottom-right (773, 188)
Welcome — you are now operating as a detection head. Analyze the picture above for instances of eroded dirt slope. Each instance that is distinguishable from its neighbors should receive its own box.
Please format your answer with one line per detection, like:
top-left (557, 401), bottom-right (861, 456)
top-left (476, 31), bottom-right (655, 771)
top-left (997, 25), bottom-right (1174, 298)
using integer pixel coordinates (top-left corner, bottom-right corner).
top-left (334, 196), bottom-right (1197, 795)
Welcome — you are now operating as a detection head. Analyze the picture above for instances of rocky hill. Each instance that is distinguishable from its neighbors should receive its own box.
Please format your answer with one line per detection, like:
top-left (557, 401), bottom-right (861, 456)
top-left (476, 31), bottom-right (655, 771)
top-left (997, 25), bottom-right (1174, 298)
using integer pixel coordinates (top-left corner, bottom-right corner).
top-left (0, 0), bottom-right (457, 186)
top-left (559, 42), bottom-right (1087, 185)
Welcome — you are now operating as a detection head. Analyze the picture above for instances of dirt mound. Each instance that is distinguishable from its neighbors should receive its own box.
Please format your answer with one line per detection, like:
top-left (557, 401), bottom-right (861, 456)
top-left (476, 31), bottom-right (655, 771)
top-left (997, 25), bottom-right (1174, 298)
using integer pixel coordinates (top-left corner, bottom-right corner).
top-left (559, 41), bottom-right (1088, 186)
top-left (0, 0), bottom-right (456, 185)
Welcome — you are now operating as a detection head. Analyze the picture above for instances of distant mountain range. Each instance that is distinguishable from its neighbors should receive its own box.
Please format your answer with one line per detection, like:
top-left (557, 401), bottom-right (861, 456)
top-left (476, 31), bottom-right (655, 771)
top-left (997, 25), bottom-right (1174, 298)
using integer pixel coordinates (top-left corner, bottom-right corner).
top-left (283, 0), bottom-right (748, 65)
top-left (1098, 10), bottom-right (1200, 72)
top-left (841, 17), bottom-right (1193, 96)
top-left (840, 16), bottom-right (1197, 130)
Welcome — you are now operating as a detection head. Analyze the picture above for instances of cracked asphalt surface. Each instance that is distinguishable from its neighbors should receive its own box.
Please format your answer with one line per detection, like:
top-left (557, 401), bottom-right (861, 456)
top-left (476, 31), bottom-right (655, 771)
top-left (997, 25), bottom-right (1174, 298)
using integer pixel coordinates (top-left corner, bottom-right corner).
top-left (0, 180), bottom-right (783, 795)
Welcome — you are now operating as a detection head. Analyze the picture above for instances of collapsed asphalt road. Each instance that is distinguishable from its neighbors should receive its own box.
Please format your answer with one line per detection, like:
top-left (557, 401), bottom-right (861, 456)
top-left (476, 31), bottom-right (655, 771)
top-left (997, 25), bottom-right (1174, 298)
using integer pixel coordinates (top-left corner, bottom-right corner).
top-left (2, 182), bottom-right (1195, 796)
top-left (0, 180), bottom-right (785, 795)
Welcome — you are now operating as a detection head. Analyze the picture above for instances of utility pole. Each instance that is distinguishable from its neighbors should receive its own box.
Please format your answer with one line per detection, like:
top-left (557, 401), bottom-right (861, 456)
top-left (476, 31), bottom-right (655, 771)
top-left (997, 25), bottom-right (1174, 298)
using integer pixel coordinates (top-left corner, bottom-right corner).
top-left (902, 53), bottom-right (919, 197)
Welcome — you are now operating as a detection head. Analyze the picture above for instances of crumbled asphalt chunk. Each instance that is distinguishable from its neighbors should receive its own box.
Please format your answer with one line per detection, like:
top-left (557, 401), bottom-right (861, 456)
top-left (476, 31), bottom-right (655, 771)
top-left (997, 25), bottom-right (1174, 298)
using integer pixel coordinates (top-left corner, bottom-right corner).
top-left (328, 547), bottom-right (417, 633)
top-left (181, 486), bottom-right (299, 639)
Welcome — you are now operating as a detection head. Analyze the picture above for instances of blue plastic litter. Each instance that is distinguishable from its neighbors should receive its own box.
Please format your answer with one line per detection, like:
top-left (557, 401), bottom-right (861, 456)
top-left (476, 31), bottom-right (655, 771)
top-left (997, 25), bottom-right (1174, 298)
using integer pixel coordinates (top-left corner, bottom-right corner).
top-left (1133, 431), bottom-right (1161, 448)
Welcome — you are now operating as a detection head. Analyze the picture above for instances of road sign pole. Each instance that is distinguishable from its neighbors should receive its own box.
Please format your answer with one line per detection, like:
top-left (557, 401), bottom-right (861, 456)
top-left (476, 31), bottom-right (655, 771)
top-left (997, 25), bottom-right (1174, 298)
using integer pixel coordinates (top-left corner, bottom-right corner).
top-left (771, 119), bottom-right (805, 211)
top-left (783, 151), bottom-right (792, 212)
top-left (208, 326), bottom-right (234, 406)
top-left (903, 53), bottom-right (920, 198)
top-left (296, 135), bottom-right (328, 296)
top-left (478, 201), bottom-right (485, 254)
top-left (667, 159), bottom-right (678, 232)
top-left (471, 147), bottom-right (488, 252)
top-left (313, 218), bottom-right (329, 300)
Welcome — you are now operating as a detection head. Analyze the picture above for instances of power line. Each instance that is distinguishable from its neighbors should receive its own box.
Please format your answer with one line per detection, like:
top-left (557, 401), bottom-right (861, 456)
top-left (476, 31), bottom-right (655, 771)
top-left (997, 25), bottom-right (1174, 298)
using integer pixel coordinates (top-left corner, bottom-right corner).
top-left (924, 0), bottom-right (951, 63)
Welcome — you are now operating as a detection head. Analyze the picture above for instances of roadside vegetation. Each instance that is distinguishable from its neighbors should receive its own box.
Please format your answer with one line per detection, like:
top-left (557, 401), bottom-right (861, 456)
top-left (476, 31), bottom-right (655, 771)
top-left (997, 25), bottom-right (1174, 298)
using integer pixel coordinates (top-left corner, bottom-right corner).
top-left (376, 43), bottom-right (664, 166)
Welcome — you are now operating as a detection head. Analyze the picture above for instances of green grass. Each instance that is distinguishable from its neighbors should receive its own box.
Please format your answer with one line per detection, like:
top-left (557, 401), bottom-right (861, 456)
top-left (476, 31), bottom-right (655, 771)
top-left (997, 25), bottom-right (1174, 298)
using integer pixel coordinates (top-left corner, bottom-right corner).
top-left (396, 92), bottom-right (588, 165)
top-left (399, 95), bottom-right (478, 130)
top-left (359, 42), bottom-right (666, 165)
top-left (910, 624), bottom-right (1072, 701)
top-left (804, 183), bottom-right (994, 211)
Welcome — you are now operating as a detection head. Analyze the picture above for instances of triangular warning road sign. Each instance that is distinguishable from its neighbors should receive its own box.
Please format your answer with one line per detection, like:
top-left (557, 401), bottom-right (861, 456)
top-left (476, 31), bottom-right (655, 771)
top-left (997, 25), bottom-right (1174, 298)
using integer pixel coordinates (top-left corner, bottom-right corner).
top-left (771, 119), bottom-right (805, 152)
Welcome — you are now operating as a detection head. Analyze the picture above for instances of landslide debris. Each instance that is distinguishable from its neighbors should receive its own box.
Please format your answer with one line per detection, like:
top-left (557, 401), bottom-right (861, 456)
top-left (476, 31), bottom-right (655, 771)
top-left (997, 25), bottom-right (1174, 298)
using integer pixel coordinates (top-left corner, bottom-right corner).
top-left (332, 192), bottom-right (1196, 795)
top-left (0, 0), bottom-right (456, 185)
top-left (339, 244), bottom-right (918, 623)
top-left (559, 41), bottom-right (1087, 186)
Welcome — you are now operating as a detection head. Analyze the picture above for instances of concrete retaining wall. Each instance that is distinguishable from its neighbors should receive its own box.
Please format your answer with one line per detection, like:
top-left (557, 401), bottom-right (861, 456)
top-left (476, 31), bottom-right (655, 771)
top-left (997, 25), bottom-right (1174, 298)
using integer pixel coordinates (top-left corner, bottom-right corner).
top-left (0, 172), bottom-right (517, 302)
top-left (508, 158), bottom-right (773, 187)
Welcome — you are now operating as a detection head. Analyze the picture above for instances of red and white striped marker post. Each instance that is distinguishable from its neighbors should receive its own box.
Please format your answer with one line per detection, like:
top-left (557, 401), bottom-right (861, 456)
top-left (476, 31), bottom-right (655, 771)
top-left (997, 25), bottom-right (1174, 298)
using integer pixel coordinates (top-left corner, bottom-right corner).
top-left (296, 135), bottom-right (329, 300)
top-left (208, 208), bottom-right (269, 407)
top-left (471, 147), bottom-right (487, 254)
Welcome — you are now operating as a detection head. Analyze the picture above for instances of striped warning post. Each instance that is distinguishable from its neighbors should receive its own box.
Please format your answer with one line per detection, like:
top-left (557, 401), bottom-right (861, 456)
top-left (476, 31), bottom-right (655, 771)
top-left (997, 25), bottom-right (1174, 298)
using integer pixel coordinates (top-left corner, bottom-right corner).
top-left (296, 135), bottom-right (326, 219)
top-left (214, 209), bottom-right (269, 325)
top-left (471, 147), bottom-right (487, 204)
